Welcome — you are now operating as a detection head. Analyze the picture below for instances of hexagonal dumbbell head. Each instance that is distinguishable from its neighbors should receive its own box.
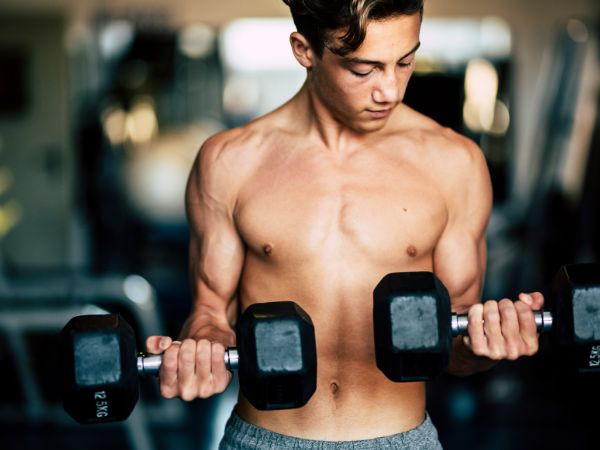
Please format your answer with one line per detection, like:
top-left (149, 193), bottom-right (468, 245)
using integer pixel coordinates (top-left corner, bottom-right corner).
top-left (60, 314), bottom-right (140, 424)
top-left (551, 263), bottom-right (600, 373)
top-left (373, 272), bottom-right (452, 382)
top-left (236, 301), bottom-right (317, 410)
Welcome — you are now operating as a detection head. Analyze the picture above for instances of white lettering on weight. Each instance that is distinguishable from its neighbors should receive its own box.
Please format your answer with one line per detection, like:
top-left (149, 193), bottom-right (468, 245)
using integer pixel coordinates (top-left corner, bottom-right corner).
top-left (588, 345), bottom-right (600, 367)
top-left (94, 390), bottom-right (109, 418)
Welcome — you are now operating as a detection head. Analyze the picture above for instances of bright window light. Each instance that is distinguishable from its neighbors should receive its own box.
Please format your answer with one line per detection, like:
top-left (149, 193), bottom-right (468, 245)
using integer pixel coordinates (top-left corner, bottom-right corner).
top-left (220, 18), bottom-right (302, 73)
top-left (220, 16), bottom-right (510, 72)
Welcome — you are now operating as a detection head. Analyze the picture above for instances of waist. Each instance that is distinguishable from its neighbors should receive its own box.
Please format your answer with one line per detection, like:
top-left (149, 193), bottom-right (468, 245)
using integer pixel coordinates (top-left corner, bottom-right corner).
top-left (235, 364), bottom-right (426, 440)
top-left (223, 407), bottom-right (441, 449)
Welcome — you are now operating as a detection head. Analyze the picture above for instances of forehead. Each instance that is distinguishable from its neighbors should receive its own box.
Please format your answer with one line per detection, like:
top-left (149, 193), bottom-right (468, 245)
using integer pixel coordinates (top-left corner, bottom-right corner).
top-left (333, 14), bottom-right (421, 60)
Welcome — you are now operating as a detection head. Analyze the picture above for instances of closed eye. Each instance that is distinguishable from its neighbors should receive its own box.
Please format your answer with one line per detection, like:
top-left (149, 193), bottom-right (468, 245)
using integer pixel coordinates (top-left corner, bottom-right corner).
top-left (350, 69), bottom-right (373, 77)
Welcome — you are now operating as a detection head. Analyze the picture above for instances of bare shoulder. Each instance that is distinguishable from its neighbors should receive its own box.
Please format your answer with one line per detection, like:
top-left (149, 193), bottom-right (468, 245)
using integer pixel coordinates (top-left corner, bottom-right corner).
top-left (196, 125), bottom-right (264, 175)
top-left (398, 107), bottom-right (490, 190)
top-left (186, 123), bottom-right (267, 208)
top-left (435, 126), bottom-right (489, 184)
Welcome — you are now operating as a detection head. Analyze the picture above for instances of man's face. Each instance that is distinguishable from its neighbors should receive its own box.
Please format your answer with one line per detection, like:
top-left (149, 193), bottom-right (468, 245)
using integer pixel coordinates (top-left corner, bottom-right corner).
top-left (309, 14), bottom-right (421, 133)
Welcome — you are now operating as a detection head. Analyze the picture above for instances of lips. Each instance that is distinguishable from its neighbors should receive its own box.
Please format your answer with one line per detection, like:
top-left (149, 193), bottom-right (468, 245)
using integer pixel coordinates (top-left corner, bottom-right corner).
top-left (366, 108), bottom-right (392, 119)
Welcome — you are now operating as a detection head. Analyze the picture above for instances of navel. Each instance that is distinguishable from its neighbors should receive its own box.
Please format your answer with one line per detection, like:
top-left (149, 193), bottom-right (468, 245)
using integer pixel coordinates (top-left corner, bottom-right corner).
top-left (262, 244), bottom-right (273, 255)
top-left (330, 382), bottom-right (340, 395)
top-left (406, 245), bottom-right (418, 258)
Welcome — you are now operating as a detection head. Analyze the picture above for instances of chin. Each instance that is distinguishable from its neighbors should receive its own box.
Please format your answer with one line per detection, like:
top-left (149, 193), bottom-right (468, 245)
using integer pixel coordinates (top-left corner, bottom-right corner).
top-left (352, 119), bottom-right (387, 134)
top-left (334, 109), bottom-right (388, 133)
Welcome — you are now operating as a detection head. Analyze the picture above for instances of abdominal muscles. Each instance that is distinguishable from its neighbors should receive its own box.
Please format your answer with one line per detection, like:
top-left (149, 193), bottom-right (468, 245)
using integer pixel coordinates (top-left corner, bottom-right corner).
top-left (236, 205), bottom-right (432, 438)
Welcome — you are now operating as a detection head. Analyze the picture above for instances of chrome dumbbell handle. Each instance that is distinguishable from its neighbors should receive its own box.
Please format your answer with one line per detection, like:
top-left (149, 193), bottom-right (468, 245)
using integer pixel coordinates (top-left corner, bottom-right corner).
top-left (451, 310), bottom-right (553, 336)
top-left (137, 348), bottom-right (239, 375)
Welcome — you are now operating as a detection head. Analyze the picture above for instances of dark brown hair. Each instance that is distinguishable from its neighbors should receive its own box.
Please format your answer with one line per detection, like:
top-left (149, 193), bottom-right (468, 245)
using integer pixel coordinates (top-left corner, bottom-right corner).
top-left (282, 0), bottom-right (424, 58)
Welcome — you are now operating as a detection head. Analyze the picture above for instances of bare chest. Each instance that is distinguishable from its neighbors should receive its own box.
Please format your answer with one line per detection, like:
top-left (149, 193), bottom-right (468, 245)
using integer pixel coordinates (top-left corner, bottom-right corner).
top-left (235, 150), bottom-right (448, 267)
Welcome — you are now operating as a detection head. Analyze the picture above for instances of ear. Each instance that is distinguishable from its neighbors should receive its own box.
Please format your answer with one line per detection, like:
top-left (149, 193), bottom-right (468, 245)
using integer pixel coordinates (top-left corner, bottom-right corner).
top-left (289, 32), bottom-right (315, 68)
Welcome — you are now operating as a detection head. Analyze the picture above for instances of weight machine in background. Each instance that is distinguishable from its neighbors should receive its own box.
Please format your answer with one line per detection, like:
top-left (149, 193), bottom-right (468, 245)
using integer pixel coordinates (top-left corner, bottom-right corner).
top-left (485, 19), bottom-right (600, 298)
top-left (428, 19), bottom-right (600, 450)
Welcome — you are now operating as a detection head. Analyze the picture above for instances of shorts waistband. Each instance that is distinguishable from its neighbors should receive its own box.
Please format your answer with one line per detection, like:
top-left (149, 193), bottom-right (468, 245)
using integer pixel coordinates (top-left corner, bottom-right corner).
top-left (219, 409), bottom-right (443, 449)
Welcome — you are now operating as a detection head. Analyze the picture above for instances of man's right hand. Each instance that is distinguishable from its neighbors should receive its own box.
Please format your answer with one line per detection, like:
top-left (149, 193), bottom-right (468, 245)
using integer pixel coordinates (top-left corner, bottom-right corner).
top-left (145, 336), bottom-right (233, 401)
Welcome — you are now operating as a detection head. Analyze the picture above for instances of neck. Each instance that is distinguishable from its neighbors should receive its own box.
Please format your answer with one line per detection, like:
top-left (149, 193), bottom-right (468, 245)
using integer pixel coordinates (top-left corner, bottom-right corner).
top-left (293, 81), bottom-right (368, 154)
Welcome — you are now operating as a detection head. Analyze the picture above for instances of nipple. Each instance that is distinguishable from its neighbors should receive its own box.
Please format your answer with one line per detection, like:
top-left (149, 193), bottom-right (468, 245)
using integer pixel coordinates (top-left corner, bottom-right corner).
top-left (262, 244), bottom-right (273, 255)
top-left (406, 245), bottom-right (418, 258)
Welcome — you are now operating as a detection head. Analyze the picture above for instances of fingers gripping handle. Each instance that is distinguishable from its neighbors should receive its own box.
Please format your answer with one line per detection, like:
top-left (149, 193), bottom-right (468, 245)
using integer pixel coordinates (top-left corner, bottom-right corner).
top-left (451, 311), bottom-right (553, 336)
top-left (136, 348), bottom-right (239, 375)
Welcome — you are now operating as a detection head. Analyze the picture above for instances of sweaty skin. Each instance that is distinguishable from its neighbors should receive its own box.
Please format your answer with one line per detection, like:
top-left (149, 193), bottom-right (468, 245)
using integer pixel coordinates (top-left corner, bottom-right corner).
top-left (146, 14), bottom-right (544, 441)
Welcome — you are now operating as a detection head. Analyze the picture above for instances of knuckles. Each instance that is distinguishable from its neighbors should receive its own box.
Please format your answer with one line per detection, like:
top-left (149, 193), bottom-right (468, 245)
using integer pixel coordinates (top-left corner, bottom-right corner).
top-left (198, 384), bottom-right (216, 399)
top-left (469, 339), bottom-right (487, 357)
top-left (497, 299), bottom-right (516, 314)
top-left (482, 301), bottom-right (501, 321)
top-left (487, 346), bottom-right (506, 360)
top-left (505, 344), bottom-right (521, 360)
top-left (467, 303), bottom-right (483, 318)
top-left (180, 388), bottom-right (197, 402)
top-left (156, 338), bottom-right (233, 402)
top-left (514, 301), bottom-right (531, 313)
top-left (524, 340), bottom-right (539, 355)
top-left (160, 385), bottom-right (178, 399)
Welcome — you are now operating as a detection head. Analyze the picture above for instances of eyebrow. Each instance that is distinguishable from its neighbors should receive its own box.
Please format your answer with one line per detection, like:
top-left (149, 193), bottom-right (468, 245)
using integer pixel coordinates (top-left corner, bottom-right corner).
top-left (342, 41), bottom-right (421, 66)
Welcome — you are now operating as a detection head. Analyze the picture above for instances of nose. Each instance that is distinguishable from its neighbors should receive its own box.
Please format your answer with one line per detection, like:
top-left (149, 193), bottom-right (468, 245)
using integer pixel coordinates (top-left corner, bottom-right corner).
top-left (372, 70), bottom-right (400, 105)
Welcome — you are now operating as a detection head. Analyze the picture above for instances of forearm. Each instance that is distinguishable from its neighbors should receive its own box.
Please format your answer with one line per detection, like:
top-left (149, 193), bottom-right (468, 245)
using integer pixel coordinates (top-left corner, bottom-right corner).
top-left (446, 336), bottom-right (497, 377)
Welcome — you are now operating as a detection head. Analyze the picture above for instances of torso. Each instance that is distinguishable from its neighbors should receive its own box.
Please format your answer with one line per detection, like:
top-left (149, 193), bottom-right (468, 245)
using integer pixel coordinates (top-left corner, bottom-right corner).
top-left (223, 96), bottom-right (463, 440)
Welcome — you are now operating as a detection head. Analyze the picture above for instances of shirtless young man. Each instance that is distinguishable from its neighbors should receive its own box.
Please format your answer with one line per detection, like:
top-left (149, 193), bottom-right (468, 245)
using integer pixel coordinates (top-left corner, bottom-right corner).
top-left (146, 1), bottom-right (544, 448)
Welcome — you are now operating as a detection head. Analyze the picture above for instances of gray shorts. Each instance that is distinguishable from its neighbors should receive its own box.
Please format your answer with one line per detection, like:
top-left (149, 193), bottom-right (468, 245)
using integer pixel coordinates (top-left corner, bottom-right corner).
top-left (218, 410), bottom-right (443, 449)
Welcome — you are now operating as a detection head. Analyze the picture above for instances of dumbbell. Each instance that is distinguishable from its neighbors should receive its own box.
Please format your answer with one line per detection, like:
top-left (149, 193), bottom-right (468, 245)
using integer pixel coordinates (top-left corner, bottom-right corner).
top-left (60, 301), bottom-right (317, 424)
top-left (373, 263), bottom-right (600, 382)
